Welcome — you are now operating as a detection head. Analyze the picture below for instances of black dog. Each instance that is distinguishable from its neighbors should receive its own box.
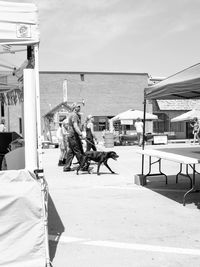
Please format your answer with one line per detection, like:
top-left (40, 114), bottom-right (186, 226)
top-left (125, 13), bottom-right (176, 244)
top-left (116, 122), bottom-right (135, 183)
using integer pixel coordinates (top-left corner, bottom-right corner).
top-left (77, 151), bottom-right (119, 175)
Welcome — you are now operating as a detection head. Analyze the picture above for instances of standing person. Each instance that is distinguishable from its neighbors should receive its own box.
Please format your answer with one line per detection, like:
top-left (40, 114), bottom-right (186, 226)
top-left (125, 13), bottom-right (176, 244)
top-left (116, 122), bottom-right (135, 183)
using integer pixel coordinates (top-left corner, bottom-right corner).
top-left (56, 122), bottom-right (65, 166)
top-left (0, 119), bottom-right (6, 132)
top-left (62, 115), bottom-right (69, 165)
top-left (190, 117), bottom-right (200, 144)
top-left (134, 117), bottom-right (143, 146)
top-left (85, 115), bottom-right (97, 151)
top-left (63, 103), bottom-right (86, 172)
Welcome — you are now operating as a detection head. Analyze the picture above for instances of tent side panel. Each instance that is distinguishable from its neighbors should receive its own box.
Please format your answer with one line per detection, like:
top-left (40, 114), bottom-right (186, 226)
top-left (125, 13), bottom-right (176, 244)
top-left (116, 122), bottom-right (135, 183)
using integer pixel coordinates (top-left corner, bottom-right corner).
top-left (0, 170), bottom-right (46, 267)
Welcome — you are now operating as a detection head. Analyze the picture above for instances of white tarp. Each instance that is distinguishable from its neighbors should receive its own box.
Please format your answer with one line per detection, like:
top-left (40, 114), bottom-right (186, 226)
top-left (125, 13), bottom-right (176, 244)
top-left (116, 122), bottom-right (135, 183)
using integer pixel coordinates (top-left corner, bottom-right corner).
top-left (0, 169), bottom-right (46, 267)
top-left (0, 1), bottom-right (39, 45)
top-left (171, 109), bottom-right (200, 122)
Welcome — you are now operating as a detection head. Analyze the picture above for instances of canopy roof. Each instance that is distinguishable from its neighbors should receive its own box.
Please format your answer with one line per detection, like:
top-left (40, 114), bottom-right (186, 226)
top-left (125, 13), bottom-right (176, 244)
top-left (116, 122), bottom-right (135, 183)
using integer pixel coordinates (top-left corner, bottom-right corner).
top-left (171, 109), bottom-right (200, 122)
top-left (112, 109), bottom-right (158, 122)
top-left (145, 63), bottom-right (200, 100)
top-left (0, 1), bottom-right (39, 45)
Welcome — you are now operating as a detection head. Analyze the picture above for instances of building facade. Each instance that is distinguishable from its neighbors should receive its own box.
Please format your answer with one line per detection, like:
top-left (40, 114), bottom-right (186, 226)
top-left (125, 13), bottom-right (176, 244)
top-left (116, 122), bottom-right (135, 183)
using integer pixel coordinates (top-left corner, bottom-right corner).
top-left (0, 70), bottom-right (156, 139)
top-left (39, 71), bottom-right (151, 136)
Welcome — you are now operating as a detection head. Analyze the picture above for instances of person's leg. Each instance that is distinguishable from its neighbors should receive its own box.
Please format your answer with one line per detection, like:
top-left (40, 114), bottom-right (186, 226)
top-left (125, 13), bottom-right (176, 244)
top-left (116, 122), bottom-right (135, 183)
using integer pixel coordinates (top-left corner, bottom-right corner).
top-left (138, 133), bottom-right (142, 146)
top-left (86, 140), bottom-right (91, 151)
top-left (73, 136), bottom-right (85, 164)
top-left (91, 138), bottom-right (97, 151)
top-left (86, 138), bottom-right (96, 151)
top-left (197, 132), bottom-right (200, 144)
top-left (58, 147), bottom-right (65, 166)
top-left (63, 137), bottom-right (75, 171)
top-left (137, 133), bottom-right (140, 145)
top-left (194, 132), bottom-right (197, 144)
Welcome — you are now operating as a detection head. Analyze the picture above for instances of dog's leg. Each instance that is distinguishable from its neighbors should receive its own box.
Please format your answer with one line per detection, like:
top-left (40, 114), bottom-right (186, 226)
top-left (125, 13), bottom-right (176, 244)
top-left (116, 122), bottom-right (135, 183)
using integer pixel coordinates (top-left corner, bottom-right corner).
top-left (76, 156), bottom-right (86, 175)
top-left (104, 160), bottom-right (115, 174)
top-left (97, 162), bottom-right (102, 175)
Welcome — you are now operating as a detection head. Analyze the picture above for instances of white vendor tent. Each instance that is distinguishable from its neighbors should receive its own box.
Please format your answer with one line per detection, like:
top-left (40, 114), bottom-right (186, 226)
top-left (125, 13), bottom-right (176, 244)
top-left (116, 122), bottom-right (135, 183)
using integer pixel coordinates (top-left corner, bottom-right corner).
top-left (109, 109), bottom-right (157, 132)
top-left (0, 2), bottom-right (50, 267)
top-left (141, 63), bottom-right (200, 174)
top-left (144, 63), bottom-right (200, 100)
top-left (171, 109), bottom-right (200, 122)
top-left (0, 170), bottom-right (46, 267)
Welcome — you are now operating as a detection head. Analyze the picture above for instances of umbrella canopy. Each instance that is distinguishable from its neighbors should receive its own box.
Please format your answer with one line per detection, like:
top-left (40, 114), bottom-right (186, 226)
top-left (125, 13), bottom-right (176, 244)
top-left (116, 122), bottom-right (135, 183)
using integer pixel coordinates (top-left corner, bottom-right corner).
top-left (112, 109), bottom-right (158, 122)
top-left (171, 109), bottom-right (200, 122)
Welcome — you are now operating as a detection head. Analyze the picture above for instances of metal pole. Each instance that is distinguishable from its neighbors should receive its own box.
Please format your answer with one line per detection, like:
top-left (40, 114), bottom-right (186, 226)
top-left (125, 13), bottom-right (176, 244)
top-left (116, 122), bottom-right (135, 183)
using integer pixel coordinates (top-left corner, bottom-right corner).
top-left (142, 96), bottom-right (147, 175)
top-left (34, 44), bottom-right (43, 169)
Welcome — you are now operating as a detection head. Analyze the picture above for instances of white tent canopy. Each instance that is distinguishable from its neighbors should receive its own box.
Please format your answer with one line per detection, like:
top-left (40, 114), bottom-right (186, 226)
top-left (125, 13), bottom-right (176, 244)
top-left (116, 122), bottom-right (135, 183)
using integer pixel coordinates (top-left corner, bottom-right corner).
top-left (0, 2), bottom-right (49, 267)
top-left (0, 1), bottom-right (39, 45)
top-left (171, 109), bottom-right (200, 122)
top-left (145, 63), bottom-right (200, 100)
top-left (112, 109), bottom-right (158, 123)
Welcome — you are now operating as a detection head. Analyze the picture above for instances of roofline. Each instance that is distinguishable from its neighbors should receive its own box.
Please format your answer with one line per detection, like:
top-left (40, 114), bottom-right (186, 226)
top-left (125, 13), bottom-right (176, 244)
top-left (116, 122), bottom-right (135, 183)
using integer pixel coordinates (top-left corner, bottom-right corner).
top-left (39, 70), bottom-right (149, 76)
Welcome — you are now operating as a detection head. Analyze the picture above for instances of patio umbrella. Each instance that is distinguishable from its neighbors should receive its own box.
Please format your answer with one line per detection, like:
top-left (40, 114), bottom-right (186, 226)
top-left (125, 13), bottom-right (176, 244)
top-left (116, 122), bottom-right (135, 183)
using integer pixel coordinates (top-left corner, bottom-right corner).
top-left (171, 109), bottom-right (200, 122)
top-left (112, 109), bottom-right (158, 122)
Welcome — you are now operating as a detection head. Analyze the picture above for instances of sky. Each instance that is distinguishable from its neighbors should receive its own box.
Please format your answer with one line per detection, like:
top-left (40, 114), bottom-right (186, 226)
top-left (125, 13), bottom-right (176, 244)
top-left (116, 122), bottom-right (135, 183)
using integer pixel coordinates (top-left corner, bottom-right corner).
top-left (1, 0), bottom-right (200, 77)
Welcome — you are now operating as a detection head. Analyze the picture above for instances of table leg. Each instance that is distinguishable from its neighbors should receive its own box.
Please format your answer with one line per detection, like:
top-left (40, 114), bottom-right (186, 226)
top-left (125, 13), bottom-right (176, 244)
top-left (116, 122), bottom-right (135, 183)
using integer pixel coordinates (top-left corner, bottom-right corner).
top-left (144, 156), bottom-right (168, 184)
top-left (183, 164), bottom-right (200, 206)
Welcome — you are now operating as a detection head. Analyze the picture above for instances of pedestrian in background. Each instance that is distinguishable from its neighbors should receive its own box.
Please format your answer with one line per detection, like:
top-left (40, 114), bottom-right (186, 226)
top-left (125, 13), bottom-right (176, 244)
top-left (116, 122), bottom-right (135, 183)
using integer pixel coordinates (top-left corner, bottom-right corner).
top-left (85, 115), bottom-right (97, 151)
top-left (190, 117), bottom-right (200, 144)
top-left (56, 122), bottom-right (65, 166)
top-left (134, 117), bottom-right (143, 146)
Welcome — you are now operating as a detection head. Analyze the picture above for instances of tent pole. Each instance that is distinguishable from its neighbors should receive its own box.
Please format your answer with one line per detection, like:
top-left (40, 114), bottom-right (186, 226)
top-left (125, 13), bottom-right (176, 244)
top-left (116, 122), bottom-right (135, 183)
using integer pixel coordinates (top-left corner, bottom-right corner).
top-left (142, 97), bottom-right (146, 175)
top-left (34, 44), bottom-right (52, 267)
top-left (34, 44), bottom-right (43, 170)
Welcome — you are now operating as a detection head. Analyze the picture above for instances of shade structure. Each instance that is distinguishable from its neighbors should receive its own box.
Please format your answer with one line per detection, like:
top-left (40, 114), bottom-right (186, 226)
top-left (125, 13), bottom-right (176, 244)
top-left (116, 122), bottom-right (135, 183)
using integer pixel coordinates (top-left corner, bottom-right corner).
top-left (0, 1), bottom-right (39, 45)
top-left (112, 109), bottom-right (158, 122)
top-left (171, 109), bottom-right (200, 122)
top-left (145, 63), bottom-right (200, 100)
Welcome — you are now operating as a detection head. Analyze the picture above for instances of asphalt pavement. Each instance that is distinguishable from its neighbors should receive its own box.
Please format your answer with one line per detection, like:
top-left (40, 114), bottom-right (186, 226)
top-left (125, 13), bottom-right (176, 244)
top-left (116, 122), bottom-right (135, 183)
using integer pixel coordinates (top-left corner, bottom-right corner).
top-left (43, 143), bottom-right (200, 267)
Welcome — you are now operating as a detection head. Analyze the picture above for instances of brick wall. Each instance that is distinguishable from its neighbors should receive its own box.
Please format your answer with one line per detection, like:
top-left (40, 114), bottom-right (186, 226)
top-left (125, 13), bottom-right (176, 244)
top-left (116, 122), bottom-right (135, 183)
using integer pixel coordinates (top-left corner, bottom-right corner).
top-left (2, 71), bottom-right (152, 135)
top-left (40, 71), bottom-right (149, 123)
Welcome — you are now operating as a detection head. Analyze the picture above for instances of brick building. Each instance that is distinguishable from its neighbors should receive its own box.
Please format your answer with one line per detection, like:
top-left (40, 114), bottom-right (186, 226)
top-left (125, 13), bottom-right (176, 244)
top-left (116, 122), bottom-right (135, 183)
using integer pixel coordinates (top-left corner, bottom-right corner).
top-left (0, 70), bottom-right (154, 139)
top-left (40, 71), bottom-right (151, 136)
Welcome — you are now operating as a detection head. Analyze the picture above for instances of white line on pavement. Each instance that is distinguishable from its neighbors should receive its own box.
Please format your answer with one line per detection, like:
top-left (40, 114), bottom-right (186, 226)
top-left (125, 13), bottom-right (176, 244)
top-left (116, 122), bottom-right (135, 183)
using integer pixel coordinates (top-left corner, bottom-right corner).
top-left (49, 235), bottom-right (200, 256)
top-left (49, 235), bottom-right (87, 243)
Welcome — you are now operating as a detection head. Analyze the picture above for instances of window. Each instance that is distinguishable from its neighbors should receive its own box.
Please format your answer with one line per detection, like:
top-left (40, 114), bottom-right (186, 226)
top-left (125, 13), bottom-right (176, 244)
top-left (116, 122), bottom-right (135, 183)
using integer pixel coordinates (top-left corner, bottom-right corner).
top-left (93, 116), bottom-right (110, 131)
top-left (1, 102), bottom-right (4, 117)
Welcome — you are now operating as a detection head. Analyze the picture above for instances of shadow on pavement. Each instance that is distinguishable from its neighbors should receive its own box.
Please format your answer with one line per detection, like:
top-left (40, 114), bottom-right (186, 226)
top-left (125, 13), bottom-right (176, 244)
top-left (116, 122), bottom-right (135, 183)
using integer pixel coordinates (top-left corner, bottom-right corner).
top-left (48, 194), bottom-right (65, 262)
top-left (144, 174), bottom-right (200, 208)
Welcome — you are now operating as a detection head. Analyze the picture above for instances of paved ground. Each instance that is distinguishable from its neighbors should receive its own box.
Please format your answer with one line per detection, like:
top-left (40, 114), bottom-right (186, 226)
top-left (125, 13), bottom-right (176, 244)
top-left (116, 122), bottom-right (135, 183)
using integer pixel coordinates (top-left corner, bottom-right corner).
top-left (43, 143), bottom-right (200, 267)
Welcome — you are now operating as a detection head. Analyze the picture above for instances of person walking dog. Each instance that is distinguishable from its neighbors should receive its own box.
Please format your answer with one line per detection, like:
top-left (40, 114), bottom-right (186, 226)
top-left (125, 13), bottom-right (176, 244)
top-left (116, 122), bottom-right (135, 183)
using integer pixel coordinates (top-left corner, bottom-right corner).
top-left (63, 103), bottom-right (87, 172)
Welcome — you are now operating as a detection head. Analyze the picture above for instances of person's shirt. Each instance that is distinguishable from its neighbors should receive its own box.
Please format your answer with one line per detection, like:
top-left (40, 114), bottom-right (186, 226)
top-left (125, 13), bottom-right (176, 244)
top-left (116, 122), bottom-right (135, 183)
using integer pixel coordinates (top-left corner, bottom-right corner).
top-left (0, 123), bottom-right (6, 132)
top-left (68, 112), bottom-right (82, 137)
top-left (56, 126), bottom-right (63, 141)
top-left (134, 121), bottom-right (143, 133)
top-left (86, 121), bottom-right (96, 140)
top-left (193, 121), bottom-right (200, 133)
top-left (62, 117), bottom-right (69, 136)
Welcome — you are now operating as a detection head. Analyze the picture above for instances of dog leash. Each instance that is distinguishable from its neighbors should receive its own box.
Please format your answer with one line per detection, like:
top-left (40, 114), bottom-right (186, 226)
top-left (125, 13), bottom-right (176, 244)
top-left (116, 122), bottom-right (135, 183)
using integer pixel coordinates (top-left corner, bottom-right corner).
top-left (84, 137), bottom-right (103, 151)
